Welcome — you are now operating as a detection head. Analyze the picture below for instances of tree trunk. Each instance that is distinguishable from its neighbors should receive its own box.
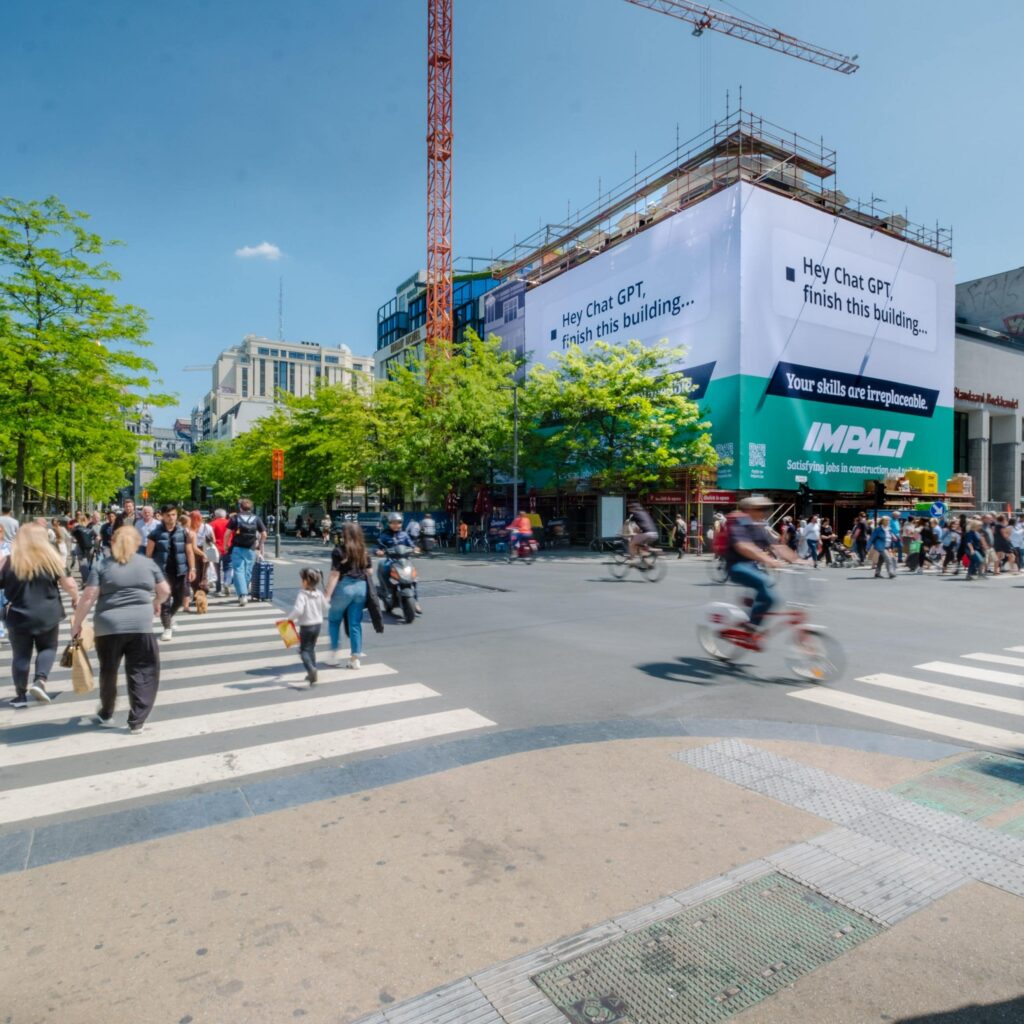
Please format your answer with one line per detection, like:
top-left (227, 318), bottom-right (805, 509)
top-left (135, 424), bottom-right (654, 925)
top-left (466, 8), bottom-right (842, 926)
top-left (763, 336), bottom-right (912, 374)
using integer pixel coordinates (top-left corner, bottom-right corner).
top-left (13, 436), bottom-right (27, 519)
top-left (55, 466), bottom-right (61, 513)
top-left (41, 466), bottom-right (48, 517)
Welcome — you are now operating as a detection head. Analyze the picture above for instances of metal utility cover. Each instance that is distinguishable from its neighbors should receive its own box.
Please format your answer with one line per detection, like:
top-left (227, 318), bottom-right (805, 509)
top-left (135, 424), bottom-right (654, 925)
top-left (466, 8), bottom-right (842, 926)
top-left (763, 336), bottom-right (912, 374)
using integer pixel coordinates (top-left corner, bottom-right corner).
top-left (532, 873), bottom-right (880, 1024)
top-left (890, 753), bottom-right (1024, 821)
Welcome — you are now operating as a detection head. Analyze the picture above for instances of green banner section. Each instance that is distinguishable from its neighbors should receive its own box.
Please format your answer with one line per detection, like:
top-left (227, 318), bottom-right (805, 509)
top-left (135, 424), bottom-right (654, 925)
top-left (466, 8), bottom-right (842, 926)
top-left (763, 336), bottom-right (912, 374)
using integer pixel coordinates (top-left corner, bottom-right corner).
top-left (702, 374), bottom-right (952, 492)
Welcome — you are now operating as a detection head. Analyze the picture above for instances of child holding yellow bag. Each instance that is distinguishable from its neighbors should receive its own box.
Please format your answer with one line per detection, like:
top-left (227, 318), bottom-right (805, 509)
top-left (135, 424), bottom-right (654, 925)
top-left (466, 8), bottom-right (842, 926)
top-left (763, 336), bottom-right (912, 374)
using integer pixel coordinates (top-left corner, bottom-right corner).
top-left (286, 568), bottom-right (329, 685)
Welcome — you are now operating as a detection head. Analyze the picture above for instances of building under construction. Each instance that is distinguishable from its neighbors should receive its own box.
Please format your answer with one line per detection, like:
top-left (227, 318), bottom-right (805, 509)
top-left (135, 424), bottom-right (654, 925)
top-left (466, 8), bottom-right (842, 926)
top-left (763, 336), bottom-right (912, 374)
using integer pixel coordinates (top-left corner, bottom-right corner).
top-left (379, 107), bottom-right (957, 540)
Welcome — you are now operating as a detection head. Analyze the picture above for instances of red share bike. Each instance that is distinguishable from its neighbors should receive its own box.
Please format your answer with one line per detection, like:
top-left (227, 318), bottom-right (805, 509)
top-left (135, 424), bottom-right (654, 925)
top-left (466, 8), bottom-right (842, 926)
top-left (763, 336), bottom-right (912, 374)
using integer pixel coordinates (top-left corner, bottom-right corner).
top-left (697, 568), bottom-right (844, 682)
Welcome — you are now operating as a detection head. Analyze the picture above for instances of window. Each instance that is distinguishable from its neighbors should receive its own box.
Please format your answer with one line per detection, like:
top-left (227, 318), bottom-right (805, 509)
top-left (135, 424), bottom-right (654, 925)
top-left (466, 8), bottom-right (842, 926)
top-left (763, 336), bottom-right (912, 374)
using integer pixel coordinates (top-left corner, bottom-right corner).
top-left (953, 411), bottom-right (969, 474)
top-left (257, 346), bottom-right (270, 355)
top-left (259, 358), bottom-right (266, 395)
top-left (241, 367), bottom-right (249, 397)
top-left (325, 355), bottom-right (339, 364)
top-left (289, 362), bottom-right (296, 393)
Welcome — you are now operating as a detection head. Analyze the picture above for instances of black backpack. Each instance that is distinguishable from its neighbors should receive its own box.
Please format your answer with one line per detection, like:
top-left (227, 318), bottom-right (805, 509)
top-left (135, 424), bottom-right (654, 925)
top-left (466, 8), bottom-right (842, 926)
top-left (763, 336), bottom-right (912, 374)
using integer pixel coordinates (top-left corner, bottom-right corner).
top-left (76, 527), bottom-right (95, 554)
top-left (234, 514), bottom-right (259, 548)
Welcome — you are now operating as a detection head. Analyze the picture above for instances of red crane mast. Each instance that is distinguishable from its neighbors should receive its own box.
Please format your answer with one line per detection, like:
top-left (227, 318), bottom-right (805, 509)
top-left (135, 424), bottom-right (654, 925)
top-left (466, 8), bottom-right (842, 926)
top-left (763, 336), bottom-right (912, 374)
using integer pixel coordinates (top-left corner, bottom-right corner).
top-left (424, 0), bottom-right (857, 350)
top-left (426, 0), bottom-right (453, 349)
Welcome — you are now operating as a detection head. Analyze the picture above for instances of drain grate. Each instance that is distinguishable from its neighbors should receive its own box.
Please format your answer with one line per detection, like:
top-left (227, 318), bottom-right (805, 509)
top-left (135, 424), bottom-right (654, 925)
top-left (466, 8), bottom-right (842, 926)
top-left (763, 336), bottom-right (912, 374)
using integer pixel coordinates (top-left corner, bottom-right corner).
top-left (418, 578), bottom-right (508, 597)
top-left (890, 753), bottom-right (1024, 821)
top-left (532, 873), bottom-right (881, 1024)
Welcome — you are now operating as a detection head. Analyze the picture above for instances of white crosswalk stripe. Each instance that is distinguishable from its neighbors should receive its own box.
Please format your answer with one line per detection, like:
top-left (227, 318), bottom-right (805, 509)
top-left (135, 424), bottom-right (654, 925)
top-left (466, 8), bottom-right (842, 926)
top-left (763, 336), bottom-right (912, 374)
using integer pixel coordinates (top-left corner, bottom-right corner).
top-left (0, 709), bottom-right (493, 826)
top-left (0, 684), bottom-right (440, 766)
top-left (789, 688), bottom-right (1024, 750)
top-left (0, 597), bottom-right (495, 829)
top-left (789, 647), bottom-right (1024, 751)
top-left (0, 663), bottom-right (397, 727)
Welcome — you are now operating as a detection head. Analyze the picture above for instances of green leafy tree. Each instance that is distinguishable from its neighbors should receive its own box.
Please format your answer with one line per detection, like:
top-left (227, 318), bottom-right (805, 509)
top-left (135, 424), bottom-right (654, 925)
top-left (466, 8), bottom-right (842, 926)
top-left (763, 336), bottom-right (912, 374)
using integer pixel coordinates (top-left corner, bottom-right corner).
top-left (0, 196), bottom-right (172, 515)
top-left (524, 339), bottom-right (716, 492)
top-left (386, 330), bottom-right (517, 504)
top-left (146, 453), bottom-right (199, 508)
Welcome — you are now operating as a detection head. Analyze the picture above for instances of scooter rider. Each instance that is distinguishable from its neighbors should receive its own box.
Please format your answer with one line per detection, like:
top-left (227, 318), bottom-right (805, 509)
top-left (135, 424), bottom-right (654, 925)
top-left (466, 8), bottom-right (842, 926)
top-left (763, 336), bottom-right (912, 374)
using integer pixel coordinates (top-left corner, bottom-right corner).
top-left (375, 512), bottom-right (422, 615)
top-left (725, 495), bottom-right (800, 631)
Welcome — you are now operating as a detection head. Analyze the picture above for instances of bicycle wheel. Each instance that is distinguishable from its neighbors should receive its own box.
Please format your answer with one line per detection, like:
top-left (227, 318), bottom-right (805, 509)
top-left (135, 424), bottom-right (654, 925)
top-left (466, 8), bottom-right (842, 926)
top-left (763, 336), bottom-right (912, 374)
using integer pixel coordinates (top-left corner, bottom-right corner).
top-left (706, 557), bottom-right (729, 584)
top-left (609, 553), bottom-right (630, 579)
top-left (787, 626), bottom-right (844, 682)
top-left (642, 553), bottom-right (666, 582)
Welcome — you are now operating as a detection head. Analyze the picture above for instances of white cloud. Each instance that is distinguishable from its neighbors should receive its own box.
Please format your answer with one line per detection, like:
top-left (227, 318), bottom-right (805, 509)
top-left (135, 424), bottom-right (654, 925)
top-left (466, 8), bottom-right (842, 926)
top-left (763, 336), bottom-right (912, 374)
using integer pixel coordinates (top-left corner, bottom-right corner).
top-left (235, 241), bottom-right (282, 261)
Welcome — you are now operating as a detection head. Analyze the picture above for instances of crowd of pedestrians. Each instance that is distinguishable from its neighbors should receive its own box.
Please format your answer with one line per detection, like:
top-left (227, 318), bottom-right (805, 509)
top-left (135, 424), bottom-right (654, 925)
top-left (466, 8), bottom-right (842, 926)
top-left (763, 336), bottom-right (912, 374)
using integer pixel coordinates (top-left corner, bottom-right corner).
top-left (764, 510), bottom-right (1022, 580)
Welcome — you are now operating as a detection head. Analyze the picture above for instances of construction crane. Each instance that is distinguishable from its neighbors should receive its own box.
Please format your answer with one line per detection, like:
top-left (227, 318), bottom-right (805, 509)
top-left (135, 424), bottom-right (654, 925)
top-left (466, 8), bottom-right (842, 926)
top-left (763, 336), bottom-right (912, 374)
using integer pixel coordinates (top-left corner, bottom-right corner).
top-left (424, 0), bottom-right (858, 348)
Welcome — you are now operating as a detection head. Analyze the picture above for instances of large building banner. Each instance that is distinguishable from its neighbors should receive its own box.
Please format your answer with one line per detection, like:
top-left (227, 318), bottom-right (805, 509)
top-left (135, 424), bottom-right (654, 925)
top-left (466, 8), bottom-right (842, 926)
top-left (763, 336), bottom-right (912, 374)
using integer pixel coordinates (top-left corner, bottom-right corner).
top-left (522, 182), bottom-right (954, 492)
top-left (738, 184), bottom-right (954, 491)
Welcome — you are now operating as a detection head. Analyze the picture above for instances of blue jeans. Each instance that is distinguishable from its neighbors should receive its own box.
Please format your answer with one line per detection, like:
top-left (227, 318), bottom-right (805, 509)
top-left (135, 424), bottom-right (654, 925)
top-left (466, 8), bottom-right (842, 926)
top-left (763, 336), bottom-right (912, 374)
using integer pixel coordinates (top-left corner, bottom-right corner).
top-left (727, 562), bottom-right (776, 626)
top-left (328, 577), bottom-right (367, 656)
top-left (231, 545), bottom-right (256, 596)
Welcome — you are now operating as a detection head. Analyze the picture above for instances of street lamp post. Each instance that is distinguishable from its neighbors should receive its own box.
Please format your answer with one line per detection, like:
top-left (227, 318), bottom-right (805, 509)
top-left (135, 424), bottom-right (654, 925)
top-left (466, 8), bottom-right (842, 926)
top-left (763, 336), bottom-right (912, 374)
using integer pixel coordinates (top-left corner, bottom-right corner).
top-left (500, 383), bottom-right (520, 516)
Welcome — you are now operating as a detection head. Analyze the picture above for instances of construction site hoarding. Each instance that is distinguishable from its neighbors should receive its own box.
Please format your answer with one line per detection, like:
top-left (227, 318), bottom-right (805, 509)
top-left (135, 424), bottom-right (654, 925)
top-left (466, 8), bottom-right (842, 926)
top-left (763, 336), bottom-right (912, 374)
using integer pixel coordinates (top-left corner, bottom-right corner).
top-left (523, 182), bottom-right (954, 492)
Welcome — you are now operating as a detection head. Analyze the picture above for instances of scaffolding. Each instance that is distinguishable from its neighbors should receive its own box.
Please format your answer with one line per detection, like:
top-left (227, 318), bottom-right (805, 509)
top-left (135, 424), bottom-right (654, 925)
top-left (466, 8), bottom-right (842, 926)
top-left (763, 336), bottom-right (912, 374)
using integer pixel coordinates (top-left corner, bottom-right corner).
top-left (493, 106), bottom-right (951, 287)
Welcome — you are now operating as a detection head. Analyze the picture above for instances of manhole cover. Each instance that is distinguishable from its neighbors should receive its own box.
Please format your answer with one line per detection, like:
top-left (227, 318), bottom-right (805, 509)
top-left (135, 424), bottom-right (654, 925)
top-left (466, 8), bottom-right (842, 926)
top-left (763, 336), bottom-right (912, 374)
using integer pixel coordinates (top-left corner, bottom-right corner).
top-left (890, 753), bottom-right (1024, 820)
top-left (532, 873), bottom-right (880, 1023)
top-left (418, 578), bottom-right (508, 598)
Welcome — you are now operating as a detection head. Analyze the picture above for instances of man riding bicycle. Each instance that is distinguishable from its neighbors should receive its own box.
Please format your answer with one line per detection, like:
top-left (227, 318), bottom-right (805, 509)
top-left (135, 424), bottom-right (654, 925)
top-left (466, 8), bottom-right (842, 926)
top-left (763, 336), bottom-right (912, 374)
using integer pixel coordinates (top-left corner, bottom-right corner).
top-left (509, 511), bottom-right (533, 552)
top-left (626, 502), bottom-right (658, 558)
top-left (725, 495), bottom-right (800, 630)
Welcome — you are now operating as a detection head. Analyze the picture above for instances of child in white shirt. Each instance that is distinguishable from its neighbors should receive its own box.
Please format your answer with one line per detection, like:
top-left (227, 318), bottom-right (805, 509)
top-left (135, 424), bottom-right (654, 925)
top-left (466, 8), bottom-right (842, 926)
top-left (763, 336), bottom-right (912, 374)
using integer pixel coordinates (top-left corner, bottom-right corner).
top-left (288, 568), bottom-right (329, 685)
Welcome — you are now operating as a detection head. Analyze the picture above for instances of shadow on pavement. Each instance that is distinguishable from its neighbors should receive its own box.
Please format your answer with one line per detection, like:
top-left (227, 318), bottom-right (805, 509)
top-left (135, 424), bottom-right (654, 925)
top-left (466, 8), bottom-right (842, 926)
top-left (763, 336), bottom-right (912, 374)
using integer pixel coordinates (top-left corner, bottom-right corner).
top-left (894, 995), bottom-right (1024, 1022)
top-left (636, 655), bottom-right (751, 685)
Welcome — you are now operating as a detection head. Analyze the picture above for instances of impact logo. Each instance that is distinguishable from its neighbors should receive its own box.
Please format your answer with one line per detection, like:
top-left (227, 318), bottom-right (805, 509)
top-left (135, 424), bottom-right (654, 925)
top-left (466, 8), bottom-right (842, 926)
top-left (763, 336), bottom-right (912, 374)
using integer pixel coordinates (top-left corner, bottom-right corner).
top-left (804, 422), bottom-right (915, 458)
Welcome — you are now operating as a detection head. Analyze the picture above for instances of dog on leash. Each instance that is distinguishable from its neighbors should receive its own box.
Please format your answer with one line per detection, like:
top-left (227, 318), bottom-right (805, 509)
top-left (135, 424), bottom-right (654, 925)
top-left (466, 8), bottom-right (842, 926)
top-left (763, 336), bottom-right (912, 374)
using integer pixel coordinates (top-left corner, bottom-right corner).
top-left (195, 590), bottom-right (209, 614)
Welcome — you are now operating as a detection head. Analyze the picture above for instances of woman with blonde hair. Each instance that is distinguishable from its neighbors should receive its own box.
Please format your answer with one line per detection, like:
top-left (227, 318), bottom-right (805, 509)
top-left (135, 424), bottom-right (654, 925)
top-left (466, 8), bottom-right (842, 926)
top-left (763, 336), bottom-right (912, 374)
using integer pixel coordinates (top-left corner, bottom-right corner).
top-left (0, 522), bottom-right (79, 706)
top-left (72, 525), bottom-right (170, 733)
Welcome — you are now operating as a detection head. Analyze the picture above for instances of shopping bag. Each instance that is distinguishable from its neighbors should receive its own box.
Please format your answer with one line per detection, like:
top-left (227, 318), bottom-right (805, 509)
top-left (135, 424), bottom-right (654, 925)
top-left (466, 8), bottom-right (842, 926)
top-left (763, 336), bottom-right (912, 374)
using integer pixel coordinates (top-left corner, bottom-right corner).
top-left (59, 640), bottom-right (76, 669)
top-left (275, 619), bottom-right (300, 648)
top-left (867, 548), bottom-right (879, 566)
top-left (71, 641), bottom-right (95, 694)
top-left (79, 621), bottom-right (95, 652)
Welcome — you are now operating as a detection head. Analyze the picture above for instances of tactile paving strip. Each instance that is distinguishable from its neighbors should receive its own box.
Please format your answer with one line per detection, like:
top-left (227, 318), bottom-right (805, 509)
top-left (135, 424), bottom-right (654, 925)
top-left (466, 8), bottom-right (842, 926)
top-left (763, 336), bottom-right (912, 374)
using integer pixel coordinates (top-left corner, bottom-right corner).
top-left (674, 741), bottom-right (1024, 900)
top-left (530, 873), bottom-right (881, 1024)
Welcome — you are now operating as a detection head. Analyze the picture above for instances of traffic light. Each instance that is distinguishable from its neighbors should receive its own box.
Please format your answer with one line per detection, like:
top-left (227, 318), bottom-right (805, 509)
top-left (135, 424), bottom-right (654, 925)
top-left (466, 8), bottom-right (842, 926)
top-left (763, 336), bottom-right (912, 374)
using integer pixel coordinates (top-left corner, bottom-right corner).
top-left (798, 482), bottom-right (813, 516)
top-left (200, 485), bottom-right (210, 505)
top-left (873, 480), bottom-right (886, 508)
top-left (190, 477), bottom-right (200, 503)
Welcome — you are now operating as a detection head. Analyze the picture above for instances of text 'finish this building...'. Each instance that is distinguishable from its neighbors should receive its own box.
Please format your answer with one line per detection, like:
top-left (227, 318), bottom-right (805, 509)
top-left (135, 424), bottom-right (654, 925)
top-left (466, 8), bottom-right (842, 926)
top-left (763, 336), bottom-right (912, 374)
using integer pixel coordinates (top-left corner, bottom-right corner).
top-left (493, 108), bottom-right (956, 521)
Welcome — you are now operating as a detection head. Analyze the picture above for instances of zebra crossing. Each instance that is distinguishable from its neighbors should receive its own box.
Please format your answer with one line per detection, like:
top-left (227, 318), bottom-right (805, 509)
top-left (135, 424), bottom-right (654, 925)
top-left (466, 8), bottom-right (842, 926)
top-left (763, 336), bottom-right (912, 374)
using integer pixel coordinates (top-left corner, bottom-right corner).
top-left (0, 599), bottom-right (494, 829)
top-left (790, 647), bottom-right (1024, 751)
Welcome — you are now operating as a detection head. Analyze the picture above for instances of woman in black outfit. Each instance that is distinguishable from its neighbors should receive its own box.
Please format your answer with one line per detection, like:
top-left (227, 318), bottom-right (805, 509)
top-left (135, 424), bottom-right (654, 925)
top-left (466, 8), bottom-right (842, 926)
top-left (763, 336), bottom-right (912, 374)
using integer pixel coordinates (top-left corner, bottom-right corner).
top-left (1, 522), bottom-right (80, 707)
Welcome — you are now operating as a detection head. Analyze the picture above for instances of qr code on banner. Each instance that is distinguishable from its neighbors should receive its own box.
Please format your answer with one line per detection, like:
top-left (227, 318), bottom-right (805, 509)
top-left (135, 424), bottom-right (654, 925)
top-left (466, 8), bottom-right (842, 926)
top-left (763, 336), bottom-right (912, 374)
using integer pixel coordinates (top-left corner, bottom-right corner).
top-left (748, 442), bottom-right (767, 468)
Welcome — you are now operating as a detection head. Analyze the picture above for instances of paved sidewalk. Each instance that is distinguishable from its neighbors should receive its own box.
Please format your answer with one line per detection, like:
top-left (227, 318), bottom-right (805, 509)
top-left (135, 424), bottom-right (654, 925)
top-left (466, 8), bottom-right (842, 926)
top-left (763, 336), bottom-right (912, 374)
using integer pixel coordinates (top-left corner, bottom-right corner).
top-left (2, 735), bottom-right (1022, 1023)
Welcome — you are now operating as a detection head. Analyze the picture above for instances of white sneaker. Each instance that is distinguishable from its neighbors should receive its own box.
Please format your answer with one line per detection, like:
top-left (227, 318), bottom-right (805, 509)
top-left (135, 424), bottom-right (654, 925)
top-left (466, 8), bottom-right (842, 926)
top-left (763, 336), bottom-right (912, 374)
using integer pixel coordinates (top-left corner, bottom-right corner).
top-left (326, 652), bottom-right (339, 667)
top-left (161, 628), bottom-right (173, 641)
top-left (28, 680), bottom-right (51, 703)
top-left (239, 596), bottom-right (249, 607)
top-left (347, 656), bottom-right (361, 670)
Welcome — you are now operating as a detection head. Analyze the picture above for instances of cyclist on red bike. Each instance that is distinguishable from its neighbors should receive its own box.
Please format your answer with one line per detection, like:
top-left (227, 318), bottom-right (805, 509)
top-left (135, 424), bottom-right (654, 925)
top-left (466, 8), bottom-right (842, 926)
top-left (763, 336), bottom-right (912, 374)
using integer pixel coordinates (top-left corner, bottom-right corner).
top-left (509, 511), bottom-right (533, 552)
top-left (725, 495), bottom-right (800, 631)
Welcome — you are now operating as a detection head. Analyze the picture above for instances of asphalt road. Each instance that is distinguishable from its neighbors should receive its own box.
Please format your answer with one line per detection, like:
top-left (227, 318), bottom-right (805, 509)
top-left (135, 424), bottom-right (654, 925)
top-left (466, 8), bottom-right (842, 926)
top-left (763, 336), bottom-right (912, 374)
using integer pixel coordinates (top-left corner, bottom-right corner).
top-left (273, 538), bottom-right (1023, 753)
top-left (2, 539), bottom-right (1019, 839)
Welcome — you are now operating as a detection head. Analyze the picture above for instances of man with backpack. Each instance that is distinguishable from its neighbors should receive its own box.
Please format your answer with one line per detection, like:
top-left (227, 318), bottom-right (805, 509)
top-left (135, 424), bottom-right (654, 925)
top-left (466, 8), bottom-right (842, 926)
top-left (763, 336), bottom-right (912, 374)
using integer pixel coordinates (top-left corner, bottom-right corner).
top-left (724, 496), bottom-right (800, 631)
top-left (227, 498), bottom-right (267, 606)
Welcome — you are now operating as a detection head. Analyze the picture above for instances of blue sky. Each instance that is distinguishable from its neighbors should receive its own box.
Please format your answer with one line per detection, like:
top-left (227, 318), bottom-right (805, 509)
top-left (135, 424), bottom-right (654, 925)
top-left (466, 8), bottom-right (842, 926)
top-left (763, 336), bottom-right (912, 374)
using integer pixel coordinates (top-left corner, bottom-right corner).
top-left (5, 0), bottom-right (1023, 420)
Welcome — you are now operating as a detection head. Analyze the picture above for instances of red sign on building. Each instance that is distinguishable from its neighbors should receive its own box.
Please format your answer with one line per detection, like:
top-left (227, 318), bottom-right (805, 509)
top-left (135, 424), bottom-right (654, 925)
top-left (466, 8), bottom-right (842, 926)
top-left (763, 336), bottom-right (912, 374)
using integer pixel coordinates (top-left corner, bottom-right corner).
top-left (701, 491), bottom-right (737, 504)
